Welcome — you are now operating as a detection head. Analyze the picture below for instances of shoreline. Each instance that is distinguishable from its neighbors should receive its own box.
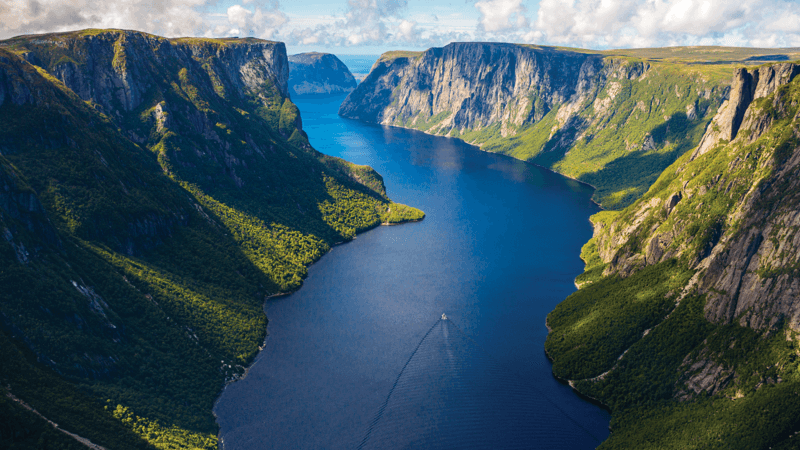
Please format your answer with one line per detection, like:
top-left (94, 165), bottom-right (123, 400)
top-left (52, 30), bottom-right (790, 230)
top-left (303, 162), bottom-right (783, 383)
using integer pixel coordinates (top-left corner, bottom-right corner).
top-left (353, 115), bottom-right (612, 423)
top-left (212, 214), bottom-right (424, 447)
top-left (343, 118), bottom-right (604, 210)
top-left (370, 118), bottom-right (612, 412)
top-left (215, 113), bottom-right (601, 447)
top-left (543, 347), bottom-right (613, 415)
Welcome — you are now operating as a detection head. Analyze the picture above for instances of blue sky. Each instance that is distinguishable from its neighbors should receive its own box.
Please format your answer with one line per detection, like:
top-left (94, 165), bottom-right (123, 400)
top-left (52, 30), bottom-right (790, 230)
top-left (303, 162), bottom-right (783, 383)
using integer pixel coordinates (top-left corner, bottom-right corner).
top-left (3, 0), bottom-right (800, 55)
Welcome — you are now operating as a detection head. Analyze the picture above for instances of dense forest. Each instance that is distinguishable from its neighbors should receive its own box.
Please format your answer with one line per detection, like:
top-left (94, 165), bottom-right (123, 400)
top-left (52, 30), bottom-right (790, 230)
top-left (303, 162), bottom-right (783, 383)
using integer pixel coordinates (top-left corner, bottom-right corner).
top-left (0, 30), bottom-right (421, 449)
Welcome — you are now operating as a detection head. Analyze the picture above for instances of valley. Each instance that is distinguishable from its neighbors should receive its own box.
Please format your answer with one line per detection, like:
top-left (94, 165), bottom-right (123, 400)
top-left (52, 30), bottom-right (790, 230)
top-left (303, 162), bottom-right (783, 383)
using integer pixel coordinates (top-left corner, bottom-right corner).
top-left (2, 27), bottom-right (800, 450)
top-left (0, 30), bottom-right (421, 449)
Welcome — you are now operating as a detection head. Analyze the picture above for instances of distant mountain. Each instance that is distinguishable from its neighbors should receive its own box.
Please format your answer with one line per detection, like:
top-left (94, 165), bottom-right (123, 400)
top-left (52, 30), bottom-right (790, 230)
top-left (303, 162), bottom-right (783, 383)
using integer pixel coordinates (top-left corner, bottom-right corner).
top-left (288, 52), bottom-right (357, 96)
top-left (0, 29), bottom-right (421, 449)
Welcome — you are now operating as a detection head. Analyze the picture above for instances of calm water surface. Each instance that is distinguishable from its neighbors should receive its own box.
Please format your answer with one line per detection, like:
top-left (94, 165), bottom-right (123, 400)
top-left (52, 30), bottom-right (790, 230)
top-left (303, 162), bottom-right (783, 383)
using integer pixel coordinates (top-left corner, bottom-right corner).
top-left (214, 94), bottom-right (611, 449)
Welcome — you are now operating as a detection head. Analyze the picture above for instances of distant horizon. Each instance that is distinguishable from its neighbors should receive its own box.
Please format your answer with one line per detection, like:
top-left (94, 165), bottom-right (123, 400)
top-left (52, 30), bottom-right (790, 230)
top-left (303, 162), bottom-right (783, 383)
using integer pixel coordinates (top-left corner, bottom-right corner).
top-left (6, 27), bottom-right (800, 60)
top-left (286, 42), bottom-right (800, 58)
top-left (3, 0), bottom-right (800, 56)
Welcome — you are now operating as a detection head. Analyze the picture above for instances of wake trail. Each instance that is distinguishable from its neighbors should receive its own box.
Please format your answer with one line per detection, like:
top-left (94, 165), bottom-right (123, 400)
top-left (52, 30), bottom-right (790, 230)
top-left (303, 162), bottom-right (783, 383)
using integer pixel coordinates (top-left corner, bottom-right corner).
top-left (357, 316), bottom-right (603, 449)
top-left (357, 319), bottom-right (442, 450)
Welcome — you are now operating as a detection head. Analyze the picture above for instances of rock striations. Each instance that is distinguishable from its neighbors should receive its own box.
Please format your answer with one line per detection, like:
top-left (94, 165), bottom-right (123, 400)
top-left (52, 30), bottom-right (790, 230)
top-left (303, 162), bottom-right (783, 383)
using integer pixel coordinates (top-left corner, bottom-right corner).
top-left (596, 62), bottom-right (800, 331)
top-left (546, 61), bottom-right (800, 449)
top-left (339, 43), bottom-right (597, 133)
top-left (340, 42), bottom-right (730, 208)
top-left (288, 52), bottom-right (357, 96)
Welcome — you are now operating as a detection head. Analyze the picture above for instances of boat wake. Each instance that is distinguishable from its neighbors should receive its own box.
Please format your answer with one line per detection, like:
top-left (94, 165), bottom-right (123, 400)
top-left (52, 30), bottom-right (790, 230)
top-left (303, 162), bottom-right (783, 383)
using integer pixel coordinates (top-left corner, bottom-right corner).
top-left (357, 315), bottom-right (602, 449)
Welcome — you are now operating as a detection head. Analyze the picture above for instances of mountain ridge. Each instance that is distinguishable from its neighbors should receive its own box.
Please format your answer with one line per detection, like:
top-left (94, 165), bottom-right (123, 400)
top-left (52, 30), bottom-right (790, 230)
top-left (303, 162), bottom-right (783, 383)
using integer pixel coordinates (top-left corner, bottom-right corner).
top-left (339, 42), bottom-right (794, 208)
top-left (288, 52), bottom-right (357, 96)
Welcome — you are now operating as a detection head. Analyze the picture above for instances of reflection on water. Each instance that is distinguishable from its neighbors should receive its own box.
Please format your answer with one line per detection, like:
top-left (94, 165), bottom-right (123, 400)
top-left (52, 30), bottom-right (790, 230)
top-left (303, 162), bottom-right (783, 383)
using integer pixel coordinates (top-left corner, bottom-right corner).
top-left (214, 94), bottom-right (610, 449)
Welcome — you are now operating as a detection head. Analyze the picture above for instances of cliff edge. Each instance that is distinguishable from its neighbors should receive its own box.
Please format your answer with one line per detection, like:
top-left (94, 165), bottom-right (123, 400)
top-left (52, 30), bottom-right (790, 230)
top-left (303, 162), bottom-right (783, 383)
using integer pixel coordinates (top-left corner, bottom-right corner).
top-left (0, 29), bottom-right (421, 450)
top-left (340, 42), bottom-right (731, 209)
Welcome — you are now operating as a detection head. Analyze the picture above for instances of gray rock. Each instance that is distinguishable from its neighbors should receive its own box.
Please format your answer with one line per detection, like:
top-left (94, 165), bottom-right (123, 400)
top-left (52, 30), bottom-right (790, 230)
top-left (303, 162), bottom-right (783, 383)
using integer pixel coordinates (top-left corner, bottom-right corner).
top-left (594, 62), bottom-right (800, 333)
top-left (339, 43), bottom-right (605, 135)
top-left (24, 31), bottom-right (290, 125)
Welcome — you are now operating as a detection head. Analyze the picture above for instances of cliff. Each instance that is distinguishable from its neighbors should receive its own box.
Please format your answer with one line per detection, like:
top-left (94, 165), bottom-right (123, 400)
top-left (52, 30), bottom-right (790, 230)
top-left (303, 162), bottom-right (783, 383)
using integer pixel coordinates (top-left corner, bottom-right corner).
top-left (546, 62), bottom-right (800, 448)
top-left (288, 52), bottom-right (357, 96)
top-left (340, 42), bottom-right (732, 208)
top-left (0, 29), bottom-right (421, 449)
top-left (593, 62), bottom-right (800, 330)
top-left (340, 43), bottom-right (594, 132)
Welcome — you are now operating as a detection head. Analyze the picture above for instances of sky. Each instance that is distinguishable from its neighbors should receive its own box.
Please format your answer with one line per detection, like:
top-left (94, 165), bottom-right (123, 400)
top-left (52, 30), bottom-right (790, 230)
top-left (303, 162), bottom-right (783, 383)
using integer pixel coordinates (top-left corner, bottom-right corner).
top-left (3, 0), bottom-right (800, 55)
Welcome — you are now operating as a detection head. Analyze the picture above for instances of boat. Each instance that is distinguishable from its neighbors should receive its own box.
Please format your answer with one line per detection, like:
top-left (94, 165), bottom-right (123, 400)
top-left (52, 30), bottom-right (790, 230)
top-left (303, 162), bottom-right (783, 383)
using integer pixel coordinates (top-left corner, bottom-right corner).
top-left (441, 313), bottom-right (447, 320)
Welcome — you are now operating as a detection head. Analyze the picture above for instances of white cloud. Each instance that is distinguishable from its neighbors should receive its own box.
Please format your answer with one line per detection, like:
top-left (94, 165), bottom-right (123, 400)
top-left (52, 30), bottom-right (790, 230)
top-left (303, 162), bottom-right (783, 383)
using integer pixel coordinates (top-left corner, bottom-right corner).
top-left (227, 5), bottom-right (252, 30)
top-left (474, 0), bottom-right (528, 33)
top-left (526, 0), bottom-right (800, 48)
top-left (222, 2), bottom-right (287, 39)
top-left (0, 0), bottom-right (208, 39)
top-left (765, 11), bottom-right (800, 33)
top-left (0, 0), bottom-right (287, 41)
top-left (281, 0), bottom-right (414, 47)
top-left (2, 0), bottom-right (800, 50)
top-left (396, 19), bottom-right (418, 41)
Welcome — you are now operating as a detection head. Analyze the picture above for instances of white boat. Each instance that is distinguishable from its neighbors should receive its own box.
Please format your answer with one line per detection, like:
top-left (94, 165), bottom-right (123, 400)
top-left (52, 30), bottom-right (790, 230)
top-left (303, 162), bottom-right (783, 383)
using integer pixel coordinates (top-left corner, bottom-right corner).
top-left (441, 313), bottom-right (447, 320)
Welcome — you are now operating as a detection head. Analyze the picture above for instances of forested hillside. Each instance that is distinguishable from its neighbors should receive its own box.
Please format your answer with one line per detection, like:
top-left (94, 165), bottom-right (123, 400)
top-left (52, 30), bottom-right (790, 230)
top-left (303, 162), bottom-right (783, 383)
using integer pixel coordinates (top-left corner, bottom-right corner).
top-left (546, 62), bottom-right (800, 449)
top-left (0, 29), bottom-right (421, 449)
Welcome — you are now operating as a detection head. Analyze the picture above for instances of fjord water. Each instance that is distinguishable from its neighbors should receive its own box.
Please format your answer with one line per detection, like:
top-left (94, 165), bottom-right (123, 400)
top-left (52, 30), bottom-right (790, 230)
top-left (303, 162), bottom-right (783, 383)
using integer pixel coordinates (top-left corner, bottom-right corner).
top-left (214, 94), bottom-right (610, 449)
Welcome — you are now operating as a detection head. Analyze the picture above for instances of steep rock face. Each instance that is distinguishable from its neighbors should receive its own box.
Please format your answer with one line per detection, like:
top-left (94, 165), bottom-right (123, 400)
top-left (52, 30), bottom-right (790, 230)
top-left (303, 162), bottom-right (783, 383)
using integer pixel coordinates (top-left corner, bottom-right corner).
top-left (0, 163), bottom-right (61, 262)
top-left (340, 43), bottom-right (728, 208)
top-left (593, 63), bottom-right (800, 332)
top-left (0, 46), bottom-right (188, 256)
top-left (340, 43), bottom-right (599, 134)
top-left (693, 64), bottom-right (800, 157)
top-left (14, 31), bottom-right (289, 122)
top-left (2, 30), bottom-right (420, 290)
top-left (545, 62), bottom-right (800, 450)
top-left (288, 52), bottom-right (357, 96)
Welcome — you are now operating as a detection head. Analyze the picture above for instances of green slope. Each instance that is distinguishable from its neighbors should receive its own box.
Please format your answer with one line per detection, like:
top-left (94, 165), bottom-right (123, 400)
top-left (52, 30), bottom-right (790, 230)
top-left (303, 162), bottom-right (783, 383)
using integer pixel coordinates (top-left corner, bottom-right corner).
top-left (473, 58), bottom-right (729, 208)
top-left (349, 44), bottom-right (800, 209)
top-left (546, 63), bottom-right (800, 449)
top-left (0, 30), bottom-right (422, 450)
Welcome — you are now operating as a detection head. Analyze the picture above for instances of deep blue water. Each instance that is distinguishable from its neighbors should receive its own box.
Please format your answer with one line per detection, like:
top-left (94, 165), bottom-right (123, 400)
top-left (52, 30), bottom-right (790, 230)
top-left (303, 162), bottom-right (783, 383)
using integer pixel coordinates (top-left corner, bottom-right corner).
top-left (214, 94), bottom-right (610, 449)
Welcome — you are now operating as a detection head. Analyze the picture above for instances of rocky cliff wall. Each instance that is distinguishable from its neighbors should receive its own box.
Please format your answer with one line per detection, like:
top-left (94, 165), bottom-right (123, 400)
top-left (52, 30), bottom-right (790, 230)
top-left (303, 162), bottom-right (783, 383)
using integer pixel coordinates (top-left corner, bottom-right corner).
top-left (339, 43), bottom-right (600, 134)
top-left (340, 42), bottom-right (728, 208)
top-left (592, 62), bottom-right (800, 331)
top-left (11, 31), bottom-right (289, 124)
top-left (544, 61), bottom-right (800, 449)
top-left (0, 31), bottom-right (421, 449)
top-left (0, 46), bottom-right (189, 256)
